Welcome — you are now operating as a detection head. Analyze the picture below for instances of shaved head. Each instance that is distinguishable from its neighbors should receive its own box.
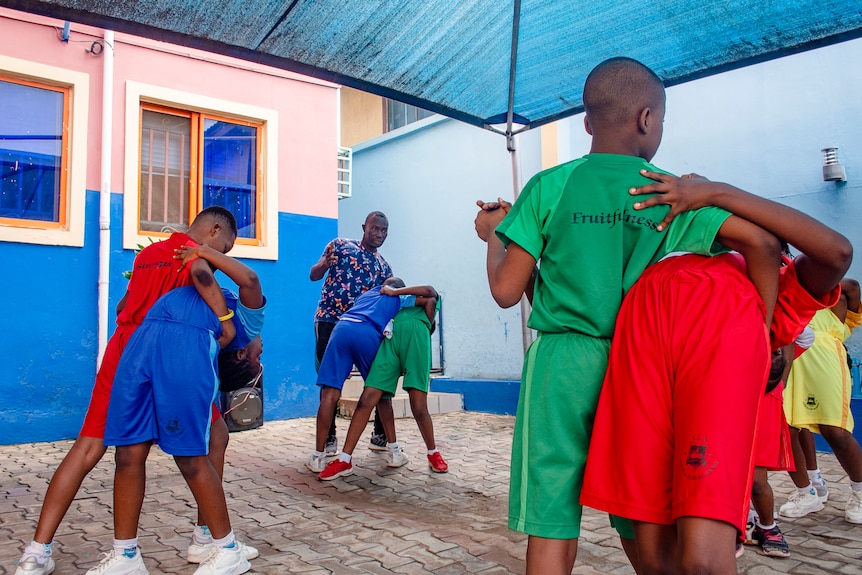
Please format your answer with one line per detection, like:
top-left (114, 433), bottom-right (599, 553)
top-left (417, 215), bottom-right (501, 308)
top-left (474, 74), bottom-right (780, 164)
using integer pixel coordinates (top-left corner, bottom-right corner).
top-left (583, 57), bottom-right (665, 130)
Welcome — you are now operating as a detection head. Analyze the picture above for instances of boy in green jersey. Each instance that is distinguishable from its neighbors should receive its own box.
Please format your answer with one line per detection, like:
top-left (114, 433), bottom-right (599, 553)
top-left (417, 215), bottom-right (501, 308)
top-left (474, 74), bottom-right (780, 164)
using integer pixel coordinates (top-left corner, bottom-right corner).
top-left (475, 57), bottom-right (783, 574)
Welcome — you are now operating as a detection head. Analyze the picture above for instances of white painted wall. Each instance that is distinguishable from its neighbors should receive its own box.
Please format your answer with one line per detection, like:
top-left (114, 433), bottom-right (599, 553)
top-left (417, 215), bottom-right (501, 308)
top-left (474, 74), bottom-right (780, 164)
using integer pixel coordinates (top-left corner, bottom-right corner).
top-left (342, 37), bottom-right (862, 375)
top-left (339, 117), bottom-right (542, 379)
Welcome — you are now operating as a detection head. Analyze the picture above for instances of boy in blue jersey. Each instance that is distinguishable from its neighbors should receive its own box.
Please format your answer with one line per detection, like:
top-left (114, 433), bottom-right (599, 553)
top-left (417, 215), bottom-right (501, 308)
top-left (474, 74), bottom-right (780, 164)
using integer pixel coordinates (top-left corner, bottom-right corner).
top-left (92, 245), bottom-right (265, 575)
top-left (307, 277), bottom-right (438, 473)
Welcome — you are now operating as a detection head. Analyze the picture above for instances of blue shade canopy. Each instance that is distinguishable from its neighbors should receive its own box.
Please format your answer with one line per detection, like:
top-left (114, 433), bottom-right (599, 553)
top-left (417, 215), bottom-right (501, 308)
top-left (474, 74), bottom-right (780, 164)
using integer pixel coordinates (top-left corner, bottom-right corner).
top-left (4, 0), bottom-right (862, 133)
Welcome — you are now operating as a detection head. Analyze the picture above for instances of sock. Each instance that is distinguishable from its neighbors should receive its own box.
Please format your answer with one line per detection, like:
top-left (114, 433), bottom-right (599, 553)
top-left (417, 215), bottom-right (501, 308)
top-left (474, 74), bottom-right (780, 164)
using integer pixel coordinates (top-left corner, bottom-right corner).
top-left (338, 452), bottom-right (351, 463)
top-left (386, 442), bottom-right (400, 451)
top-left (808, 468), bottom-right (824, 485)
top-left (193, 525), bottom-right (212, 544)
top-left (22, 540), bottom-right (53, 562)
top-left (113, 538), bottom-right (138, 558)
top-left (851, 480), bottom-right (862, 492)
top-left (212, 531), bottom-right (236, 549)
top-left (427, 448), bottom-right (439, 455)
top-left (756, 521), bottom-right (776, 530)
top-left (797, 482), bottom-right (815, 495)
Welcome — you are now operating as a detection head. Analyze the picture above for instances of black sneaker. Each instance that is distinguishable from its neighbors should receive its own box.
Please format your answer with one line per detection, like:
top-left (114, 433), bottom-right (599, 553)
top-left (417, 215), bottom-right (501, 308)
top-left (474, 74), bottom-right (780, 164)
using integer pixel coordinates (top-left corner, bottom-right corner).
top-left (752, 525), bottom-right (790, 558)
top-left (369, 433), bottom-right (387, 452)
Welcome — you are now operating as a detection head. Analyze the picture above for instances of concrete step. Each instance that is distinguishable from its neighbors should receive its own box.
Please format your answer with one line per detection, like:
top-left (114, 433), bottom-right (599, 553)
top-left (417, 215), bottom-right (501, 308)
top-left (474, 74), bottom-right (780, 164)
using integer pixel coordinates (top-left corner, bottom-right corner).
top-left (338, 375), bottom-right (463, 419)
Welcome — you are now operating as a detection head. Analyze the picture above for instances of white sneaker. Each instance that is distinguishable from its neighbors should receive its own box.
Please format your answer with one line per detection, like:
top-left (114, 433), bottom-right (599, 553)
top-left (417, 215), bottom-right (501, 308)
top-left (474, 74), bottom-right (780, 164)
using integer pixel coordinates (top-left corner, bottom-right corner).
top-left (187, 539), bottom-right (259, 564)
top-left (779, 489), bottom-right (824, 518)
top-left (814, 480), bottom-right (829, 503)
top-left (845, 488), bottom-right (862, 524)
top-left (14, 556), bottom-right (55, 575)
top-left (386, 448), bottom-right (409, 468)
top-left (306, 454), bottom-right (326, 473)
top-left (193, 544), bottom-right (250, 575)
top-left (85, 552), bottom-right (148, 575)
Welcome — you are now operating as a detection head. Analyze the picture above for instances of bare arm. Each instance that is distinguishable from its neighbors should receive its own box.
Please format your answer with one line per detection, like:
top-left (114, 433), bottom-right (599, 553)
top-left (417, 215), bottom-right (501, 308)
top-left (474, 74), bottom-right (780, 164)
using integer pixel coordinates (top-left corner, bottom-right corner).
top-left (474, 201), bottom-right (536, 308)
top-left (418, 295), bottom-right (438, 325)
top-left (309, 242), bottom-right (337, 281)
top-left (188, 259), bottom-right (235, 349)
top-left (380, 285), bottom-right (439, 299)
top-left (176, 244), bottom-right (263, 309)
top-left (631, 172), bottom-right (852, 299)
top-left (715, 215), bottom-right (781, 329)
top-left (831, 278), bottom-right (860, 322)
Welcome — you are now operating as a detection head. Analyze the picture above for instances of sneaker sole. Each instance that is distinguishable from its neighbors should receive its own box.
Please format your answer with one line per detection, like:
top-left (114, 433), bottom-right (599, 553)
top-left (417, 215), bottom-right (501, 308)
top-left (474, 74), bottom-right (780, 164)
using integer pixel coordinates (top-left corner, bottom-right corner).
top-left (429, 464), bottom-right (448, 473)
top-left (387, 459), bottom-right (409, 468)
top-left (845, 514), bottom-right (862, 524)
top-left (319, 467), bottom-right (354, 481)
top-left (188, 545), bottom-right (259, 564)
top-left (305, 463), bottom-right (326, 473)
top-left (760, 547), bottom-right (790, 558)
top-left (369, 444), bottom-right (388, 452)
top-left (779, 502), bottom-right (823, 518)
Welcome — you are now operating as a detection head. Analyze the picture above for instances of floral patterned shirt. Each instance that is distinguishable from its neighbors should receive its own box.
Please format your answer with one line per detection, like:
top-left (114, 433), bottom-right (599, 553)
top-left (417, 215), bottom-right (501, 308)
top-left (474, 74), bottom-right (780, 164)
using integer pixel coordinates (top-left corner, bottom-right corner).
top-left (314, 238), bottom-right (392, 323)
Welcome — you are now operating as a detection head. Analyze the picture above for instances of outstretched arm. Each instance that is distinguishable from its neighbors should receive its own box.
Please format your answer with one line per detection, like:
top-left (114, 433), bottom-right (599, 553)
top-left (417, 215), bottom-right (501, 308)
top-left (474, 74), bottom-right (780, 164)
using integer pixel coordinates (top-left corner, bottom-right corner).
top-left (380, 284), bottom-right (439, 299)
top-left (714, 215), bottom-right (781, 328)
top-left (630, 172), bottom-right (852, 299)
top-left (176, 244), bottom-right (263, 309)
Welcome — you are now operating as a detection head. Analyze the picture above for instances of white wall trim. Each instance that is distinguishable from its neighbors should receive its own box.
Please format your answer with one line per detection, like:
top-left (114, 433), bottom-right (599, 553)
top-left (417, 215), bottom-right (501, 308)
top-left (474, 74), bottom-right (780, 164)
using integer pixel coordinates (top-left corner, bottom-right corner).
top-left (0, 55), bottom-right (89, 247)
top-left (123, 80), bottom-right (279, 260)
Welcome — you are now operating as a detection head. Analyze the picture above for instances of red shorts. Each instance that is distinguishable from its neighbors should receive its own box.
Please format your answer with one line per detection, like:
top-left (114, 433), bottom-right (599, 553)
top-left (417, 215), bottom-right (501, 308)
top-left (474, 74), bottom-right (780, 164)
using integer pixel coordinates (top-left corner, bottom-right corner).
top-left (80, 325), bottom-right (135, 438)
top-left (581, 254), bottom-right (770, 533)
top-left (80, 324), bottom-right (221, 438)
top-left (753, 381), bottom-right (794, 471)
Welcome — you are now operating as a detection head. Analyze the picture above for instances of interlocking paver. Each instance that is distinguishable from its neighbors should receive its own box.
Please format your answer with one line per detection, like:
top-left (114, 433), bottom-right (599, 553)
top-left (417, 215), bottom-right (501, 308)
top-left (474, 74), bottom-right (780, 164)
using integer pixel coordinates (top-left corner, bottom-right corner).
top-left (2, 413), bottom-right (862, 574)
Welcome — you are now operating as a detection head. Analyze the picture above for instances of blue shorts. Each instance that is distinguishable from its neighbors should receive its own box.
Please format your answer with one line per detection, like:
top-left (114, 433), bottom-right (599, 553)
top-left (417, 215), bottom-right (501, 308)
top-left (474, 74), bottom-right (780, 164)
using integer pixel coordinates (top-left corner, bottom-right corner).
top-left (316, 319), bottom-right (382, 390)
top-left (104, 320), bottom-right (220, 456)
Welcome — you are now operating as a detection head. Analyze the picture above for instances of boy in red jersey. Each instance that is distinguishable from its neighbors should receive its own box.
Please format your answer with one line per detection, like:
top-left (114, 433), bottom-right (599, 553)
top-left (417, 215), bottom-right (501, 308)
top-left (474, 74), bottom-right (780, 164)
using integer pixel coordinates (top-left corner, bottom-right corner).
top-left (581, 173), bottom-right (850, 575)
top-left (15, 207), bottom-right (243, 575)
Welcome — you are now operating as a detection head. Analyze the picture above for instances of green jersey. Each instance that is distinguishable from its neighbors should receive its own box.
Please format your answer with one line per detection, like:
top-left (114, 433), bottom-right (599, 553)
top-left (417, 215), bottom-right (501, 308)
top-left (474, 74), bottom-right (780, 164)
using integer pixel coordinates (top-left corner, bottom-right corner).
top-left (497, 153), bottom-right (730, 337)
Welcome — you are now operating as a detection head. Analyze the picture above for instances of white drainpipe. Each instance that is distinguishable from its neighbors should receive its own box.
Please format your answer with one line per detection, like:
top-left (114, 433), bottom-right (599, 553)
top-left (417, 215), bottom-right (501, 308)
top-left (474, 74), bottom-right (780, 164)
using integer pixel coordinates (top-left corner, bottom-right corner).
top-left (97, 29), bottom-right (114, 368)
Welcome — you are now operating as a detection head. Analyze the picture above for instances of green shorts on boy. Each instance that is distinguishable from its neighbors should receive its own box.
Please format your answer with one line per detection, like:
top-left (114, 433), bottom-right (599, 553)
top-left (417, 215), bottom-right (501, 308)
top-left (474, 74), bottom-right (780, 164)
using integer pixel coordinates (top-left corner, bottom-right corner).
top-left (365, 306), bottom-right (433, 397)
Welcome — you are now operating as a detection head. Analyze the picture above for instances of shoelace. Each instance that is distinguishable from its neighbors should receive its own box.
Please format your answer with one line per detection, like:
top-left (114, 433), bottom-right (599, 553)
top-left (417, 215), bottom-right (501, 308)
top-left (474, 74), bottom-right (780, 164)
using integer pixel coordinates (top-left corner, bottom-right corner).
top-left (89, 552), bottom-right (122, 574)
top-left (762, 530), bottom-right (784, 543)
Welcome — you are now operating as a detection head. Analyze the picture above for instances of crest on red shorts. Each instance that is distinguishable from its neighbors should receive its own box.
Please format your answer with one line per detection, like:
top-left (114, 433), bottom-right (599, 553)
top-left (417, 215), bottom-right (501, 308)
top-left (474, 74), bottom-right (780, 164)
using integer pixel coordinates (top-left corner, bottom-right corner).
top-left (683, 435), bottom-right (717, 479)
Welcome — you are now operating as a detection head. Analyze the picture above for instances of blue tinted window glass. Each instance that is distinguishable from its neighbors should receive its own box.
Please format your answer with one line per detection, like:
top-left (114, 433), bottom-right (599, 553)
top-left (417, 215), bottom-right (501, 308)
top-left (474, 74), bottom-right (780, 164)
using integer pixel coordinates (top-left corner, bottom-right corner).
top-left (0, 79), bottom-right (64, 222)
top-left (201, 119), bottom-right (257, 239)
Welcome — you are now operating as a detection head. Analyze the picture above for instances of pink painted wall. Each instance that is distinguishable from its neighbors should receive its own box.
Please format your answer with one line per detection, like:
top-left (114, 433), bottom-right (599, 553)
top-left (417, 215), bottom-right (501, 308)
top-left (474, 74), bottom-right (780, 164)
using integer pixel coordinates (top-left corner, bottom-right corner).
top-left (0, 8), bottom-right (338, 219)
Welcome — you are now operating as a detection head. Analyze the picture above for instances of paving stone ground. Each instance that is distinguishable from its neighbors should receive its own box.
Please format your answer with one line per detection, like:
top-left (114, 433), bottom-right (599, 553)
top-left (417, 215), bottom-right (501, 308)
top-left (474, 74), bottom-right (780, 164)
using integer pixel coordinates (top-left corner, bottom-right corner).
top-left (2, 412), bottom-right (861, 574)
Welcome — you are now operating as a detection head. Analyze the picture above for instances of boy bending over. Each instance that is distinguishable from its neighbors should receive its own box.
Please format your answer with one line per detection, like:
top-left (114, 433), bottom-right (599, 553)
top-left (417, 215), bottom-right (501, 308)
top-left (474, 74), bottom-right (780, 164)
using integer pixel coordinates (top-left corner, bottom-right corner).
top-left (318, 296), bottom-right (448, 480)
top-left (307, 278), bottom-right (437, 473)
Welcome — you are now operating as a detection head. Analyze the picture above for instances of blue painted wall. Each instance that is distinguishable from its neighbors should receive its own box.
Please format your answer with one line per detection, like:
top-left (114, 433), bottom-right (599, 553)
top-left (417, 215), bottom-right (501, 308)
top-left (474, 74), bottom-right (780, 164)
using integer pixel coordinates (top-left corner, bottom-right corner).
top-left (0, 190), bottom-right (335, 444)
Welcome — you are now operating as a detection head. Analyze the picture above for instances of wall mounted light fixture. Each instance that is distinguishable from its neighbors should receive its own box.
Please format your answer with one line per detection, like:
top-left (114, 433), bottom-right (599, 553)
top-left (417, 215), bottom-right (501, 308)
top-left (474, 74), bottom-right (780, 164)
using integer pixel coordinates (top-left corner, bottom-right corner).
top-left (822, 147), bottom-right (847, 182)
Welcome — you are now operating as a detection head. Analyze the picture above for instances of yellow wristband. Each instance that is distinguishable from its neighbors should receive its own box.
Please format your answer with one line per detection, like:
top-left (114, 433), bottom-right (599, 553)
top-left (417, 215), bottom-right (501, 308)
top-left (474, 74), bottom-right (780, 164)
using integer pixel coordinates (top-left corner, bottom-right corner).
top-left (218, 309), bottom-right (235, 322)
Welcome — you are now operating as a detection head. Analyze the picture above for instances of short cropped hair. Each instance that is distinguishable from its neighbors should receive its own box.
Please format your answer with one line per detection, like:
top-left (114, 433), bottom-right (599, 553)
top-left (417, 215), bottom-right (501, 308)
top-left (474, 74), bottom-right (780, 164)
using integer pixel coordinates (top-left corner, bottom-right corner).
top-left (583, 57), bottom-right (664, 129)
top-left (365, 211), bottom-right (388, 223)
top-left (194, 206), bottom-right (238, 237)
top-left (384, 277), bottom-right (406, 288)
top-left (218, 351), bottom-right (260, 392)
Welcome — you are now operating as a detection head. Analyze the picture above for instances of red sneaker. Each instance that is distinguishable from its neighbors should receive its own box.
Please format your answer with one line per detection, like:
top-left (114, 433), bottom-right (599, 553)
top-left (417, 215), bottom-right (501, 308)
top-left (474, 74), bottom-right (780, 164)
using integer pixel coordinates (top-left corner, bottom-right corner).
top-left (427, 451), bottom-right (448, 473)
top-left (319, 458), bottom-right (354, 481)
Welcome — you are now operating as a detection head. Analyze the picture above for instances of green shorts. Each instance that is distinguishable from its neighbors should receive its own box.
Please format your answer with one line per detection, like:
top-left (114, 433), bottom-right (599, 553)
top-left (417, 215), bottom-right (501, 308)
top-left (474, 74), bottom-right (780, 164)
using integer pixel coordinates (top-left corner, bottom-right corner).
top-left (509, 331), bottom-right (610, 539)
top-left (365, 307), bottom-right (432, 398)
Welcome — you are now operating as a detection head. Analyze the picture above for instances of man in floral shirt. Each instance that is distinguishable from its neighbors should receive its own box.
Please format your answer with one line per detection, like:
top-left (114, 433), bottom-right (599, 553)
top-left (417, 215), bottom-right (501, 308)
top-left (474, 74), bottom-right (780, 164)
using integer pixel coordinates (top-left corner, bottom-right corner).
top-left (310, 211), bottom-right (392, 453)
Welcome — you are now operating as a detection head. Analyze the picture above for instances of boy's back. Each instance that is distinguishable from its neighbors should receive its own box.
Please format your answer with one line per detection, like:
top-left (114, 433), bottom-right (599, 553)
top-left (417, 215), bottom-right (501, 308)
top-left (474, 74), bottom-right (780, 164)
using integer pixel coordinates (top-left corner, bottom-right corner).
top-left (499, 153), bottom-right (728, 336)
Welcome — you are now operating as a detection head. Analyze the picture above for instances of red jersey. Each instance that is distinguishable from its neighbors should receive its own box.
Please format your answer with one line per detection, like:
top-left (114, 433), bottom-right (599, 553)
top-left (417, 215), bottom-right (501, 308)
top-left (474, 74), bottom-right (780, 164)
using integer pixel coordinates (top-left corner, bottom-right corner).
top-left (116, 233), bottom-right (199, 327)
